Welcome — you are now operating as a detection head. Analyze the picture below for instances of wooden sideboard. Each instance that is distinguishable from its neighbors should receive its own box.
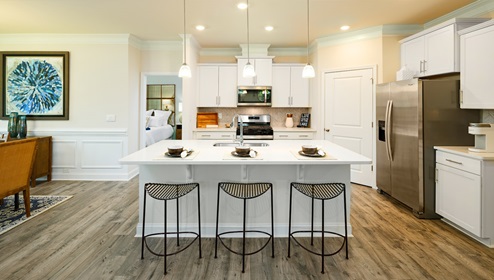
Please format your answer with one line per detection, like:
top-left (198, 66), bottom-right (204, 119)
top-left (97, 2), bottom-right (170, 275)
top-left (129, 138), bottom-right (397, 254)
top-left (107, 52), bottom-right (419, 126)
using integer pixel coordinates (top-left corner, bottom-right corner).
top-left (7, 136), bottom-right (52, 187)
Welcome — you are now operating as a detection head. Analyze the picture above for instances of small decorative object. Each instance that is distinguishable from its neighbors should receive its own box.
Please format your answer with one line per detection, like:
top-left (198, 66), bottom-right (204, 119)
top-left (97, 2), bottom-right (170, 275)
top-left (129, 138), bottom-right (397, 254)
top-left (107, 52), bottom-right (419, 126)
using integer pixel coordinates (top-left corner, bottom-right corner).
top-left (7, 112), bottom-right (18, 138)
top-left (298, 113), bottom-right (310, 127)
top-left (17, 115), bottom-right (27, 138)
top-left (285, 113), bottom-right (294, 128)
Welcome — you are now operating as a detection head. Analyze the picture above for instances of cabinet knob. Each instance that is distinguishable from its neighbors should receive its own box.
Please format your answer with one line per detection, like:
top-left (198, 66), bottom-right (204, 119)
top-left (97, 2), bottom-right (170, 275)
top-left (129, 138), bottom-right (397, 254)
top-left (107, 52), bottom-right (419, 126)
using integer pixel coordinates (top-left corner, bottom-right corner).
top-left (325, 129), bottom-right (330, 132)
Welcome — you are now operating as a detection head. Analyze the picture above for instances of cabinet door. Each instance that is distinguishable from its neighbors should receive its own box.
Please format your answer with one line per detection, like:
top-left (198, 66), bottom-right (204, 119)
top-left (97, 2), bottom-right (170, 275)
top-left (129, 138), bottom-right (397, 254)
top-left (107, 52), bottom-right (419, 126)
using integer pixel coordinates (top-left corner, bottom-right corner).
top-left (237, 58), bottom-right (272, 86)
top-left (254, 59), bottom-right (273, 86)
top-left (460, 23), bottom-right (494, 109)
top-left (218, 66), bottom-right (237, 107)
top-left (290, 66), bottom-right (309, 107)
top-left (198, 66), bottom-right (219, 107)
top-left (436, 163), bottom-right (481, 236)
top-left (425, 24), bottom-right (456, 76)
top-left (271, 66), bottom-right (291, 107)
top-left (401, 37), bottom-right (424, 77)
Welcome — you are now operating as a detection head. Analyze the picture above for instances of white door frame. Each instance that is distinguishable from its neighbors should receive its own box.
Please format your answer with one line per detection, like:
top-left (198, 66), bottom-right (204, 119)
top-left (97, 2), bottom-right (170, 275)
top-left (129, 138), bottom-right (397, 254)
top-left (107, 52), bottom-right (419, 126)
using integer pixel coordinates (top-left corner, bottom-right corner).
top-left (320, 65), bottom-right (377, 188)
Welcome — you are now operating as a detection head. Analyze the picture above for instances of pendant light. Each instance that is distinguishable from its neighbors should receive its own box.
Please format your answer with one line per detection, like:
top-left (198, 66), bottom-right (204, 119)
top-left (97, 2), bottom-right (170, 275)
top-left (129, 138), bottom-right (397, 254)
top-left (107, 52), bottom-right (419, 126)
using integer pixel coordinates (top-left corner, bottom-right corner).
top-left (178, 0), bottom-right (191, 78)
top-left (302, 0), bottom-right (315, 78)
top-left (243, 0), bottom-right (256, 78)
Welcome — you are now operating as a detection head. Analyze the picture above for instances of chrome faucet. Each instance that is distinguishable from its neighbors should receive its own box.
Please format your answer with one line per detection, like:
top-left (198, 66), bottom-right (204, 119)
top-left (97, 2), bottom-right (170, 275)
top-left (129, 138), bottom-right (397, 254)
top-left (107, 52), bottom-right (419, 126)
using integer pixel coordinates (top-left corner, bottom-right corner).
top-left (231, 114), bottom-right (244, 146)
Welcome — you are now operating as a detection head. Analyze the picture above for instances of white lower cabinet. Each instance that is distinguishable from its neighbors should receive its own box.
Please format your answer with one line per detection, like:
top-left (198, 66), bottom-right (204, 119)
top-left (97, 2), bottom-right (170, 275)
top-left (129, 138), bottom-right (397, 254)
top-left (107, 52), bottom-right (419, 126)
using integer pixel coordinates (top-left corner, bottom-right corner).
top-left (274, 131), bottom-right (314, 140)
top-left (193, 131), bottom-right (235, 140)
top-left (435, 148), bottom-right (494, 247)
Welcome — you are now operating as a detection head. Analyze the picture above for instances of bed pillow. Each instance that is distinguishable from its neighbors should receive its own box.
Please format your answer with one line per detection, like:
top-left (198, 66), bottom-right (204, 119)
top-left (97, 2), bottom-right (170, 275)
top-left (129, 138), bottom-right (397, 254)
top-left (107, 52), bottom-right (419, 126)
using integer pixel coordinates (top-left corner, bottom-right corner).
top-left (148, 116), bottom-right (165, 127)
top-left (145, 110), bottom-right (154, 117)
top-left (153, 110), bottom-right (172, 124)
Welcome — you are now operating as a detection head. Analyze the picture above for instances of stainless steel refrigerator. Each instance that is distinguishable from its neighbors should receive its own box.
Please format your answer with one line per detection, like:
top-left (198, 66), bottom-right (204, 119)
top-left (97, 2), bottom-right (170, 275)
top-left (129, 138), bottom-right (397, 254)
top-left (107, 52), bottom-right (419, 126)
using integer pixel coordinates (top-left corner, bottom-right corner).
top-left (376, 78), bottom-right (479, 218)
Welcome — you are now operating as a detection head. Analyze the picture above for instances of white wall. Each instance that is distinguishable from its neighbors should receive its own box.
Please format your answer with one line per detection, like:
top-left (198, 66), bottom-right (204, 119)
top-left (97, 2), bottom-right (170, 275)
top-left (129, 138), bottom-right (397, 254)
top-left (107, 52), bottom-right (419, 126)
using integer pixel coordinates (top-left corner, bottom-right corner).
top-left (0, 34), bottom-right (139, 180)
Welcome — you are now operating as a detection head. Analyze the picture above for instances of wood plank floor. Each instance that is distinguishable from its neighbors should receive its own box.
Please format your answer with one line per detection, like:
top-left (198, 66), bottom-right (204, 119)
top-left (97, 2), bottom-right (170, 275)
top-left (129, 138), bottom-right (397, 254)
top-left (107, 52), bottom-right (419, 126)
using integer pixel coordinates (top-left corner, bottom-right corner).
top-left (1, 178), bottom-right (494, 279)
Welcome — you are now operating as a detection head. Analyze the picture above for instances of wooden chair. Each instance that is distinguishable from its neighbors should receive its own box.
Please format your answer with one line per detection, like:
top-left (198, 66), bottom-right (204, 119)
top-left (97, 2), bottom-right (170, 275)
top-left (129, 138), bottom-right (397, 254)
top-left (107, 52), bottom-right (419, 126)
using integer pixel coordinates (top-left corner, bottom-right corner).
top-left (0, 138), bottom-right (38, 217)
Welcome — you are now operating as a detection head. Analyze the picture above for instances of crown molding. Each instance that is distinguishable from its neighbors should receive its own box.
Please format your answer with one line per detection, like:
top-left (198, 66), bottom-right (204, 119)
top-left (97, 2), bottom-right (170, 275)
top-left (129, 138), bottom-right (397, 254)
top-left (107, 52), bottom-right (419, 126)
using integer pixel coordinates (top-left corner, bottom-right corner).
top-left (426, 0), bottom-right (494, 28)
top-left (0, 34), bottom-right (134, 45)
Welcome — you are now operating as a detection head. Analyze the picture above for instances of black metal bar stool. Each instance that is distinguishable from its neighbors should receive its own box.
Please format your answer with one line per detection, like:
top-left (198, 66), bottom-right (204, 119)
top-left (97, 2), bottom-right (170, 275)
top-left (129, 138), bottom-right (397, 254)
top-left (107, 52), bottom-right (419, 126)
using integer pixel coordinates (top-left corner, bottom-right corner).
top-left (214, 182), bottom-right (274, 273)
top-left (287, 182), bottom-right (348, 274)
top-left (141, 182), bottom-right (201, 275)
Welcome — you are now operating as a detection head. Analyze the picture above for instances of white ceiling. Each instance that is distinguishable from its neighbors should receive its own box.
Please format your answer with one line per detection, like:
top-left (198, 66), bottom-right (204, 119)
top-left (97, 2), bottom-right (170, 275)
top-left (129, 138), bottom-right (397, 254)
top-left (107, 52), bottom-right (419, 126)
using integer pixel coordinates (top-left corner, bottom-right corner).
top-left (0, 0), bottom-right (478, 48)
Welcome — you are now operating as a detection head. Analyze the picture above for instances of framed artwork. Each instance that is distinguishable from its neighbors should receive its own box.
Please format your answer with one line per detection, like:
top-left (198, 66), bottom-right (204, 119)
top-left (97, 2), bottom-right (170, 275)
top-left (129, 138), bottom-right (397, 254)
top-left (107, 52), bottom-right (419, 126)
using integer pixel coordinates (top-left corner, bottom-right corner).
top-left (0, 51), bottom-right (69, 120)
top-left (298, 113), bottom-right (310, 127)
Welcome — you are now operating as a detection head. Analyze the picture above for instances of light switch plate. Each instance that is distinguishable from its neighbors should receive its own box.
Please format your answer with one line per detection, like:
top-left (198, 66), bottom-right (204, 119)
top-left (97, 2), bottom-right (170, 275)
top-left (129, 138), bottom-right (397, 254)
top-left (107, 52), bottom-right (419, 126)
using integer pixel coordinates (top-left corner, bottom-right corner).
top-left (106, 114), bottom-right (116, 122)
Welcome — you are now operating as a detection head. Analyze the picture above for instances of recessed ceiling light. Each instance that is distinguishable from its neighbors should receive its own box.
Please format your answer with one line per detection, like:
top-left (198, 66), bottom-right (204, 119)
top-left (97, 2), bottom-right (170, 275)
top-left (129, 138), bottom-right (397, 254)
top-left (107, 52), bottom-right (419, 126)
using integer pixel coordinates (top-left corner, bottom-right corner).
top-left (237, 3), bottom-right (248, 9)
top-left (265, 26), bottom-right (274, 31)
top-left (196, 25), bottom-right (205, 31)
top-left (340, 25), bottom-right (350, 31)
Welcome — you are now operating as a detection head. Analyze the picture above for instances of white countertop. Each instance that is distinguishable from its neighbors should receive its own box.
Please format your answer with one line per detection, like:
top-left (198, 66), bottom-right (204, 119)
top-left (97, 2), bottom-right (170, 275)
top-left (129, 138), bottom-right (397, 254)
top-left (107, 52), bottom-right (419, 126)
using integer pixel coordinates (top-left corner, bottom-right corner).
top-left (192, 127), bottom-right (316, 132)
top-left (120, 140), bottom-right (371, 165)
top-left (435, 146), bottom-right (494, 160)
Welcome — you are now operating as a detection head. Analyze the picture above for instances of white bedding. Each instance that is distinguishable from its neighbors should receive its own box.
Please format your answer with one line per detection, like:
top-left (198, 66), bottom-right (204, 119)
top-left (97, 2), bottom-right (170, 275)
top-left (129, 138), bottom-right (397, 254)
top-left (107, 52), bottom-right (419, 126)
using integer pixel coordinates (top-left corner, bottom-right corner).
top-left (146, 125), bottom-right (174, 146)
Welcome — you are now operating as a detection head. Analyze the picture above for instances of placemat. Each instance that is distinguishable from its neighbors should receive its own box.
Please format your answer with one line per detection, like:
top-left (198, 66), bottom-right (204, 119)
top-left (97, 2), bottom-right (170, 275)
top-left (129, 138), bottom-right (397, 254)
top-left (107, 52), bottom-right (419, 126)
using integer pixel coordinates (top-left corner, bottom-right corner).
top-left (222, 151), bottom-right (263, 160)
top-left (153, 150), bottom-right (200, 160)
top-left (290, 150), bottom-right (337, 160)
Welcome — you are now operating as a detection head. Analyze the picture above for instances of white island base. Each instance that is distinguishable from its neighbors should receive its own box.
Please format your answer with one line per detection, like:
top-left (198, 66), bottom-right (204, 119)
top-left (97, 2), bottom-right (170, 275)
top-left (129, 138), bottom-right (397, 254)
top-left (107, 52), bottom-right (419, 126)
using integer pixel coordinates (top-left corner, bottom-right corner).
top-left (121, 140), bottom-right (371, 238)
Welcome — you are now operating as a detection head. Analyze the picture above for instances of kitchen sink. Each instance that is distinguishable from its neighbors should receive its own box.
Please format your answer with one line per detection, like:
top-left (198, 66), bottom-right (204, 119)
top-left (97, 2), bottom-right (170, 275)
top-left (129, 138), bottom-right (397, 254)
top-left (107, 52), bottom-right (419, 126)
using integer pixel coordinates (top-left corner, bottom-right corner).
top-left (213, 142), bottom-right (269, 147)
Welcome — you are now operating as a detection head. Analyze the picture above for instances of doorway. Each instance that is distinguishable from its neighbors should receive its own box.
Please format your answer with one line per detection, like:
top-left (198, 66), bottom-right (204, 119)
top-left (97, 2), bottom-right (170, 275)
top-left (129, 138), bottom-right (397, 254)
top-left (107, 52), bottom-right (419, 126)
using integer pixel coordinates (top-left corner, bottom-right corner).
top-left (323, 67), bottom-right (376, 187)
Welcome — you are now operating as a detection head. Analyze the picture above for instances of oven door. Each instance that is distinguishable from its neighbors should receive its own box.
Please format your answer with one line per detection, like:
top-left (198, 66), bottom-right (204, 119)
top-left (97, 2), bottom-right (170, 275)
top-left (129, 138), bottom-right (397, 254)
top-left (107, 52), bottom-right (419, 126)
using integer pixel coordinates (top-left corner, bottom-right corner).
top-left (237, 86), bottom-right (271, 106)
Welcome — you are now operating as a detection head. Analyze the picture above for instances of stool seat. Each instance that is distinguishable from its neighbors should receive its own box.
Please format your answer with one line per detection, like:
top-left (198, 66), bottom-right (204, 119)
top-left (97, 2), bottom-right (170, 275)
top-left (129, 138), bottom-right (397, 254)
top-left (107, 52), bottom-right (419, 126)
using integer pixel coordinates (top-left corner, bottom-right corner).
top-left (141, 182), bottom-right (201, 275)
top-left (215, 182), bottom-right (274, 273)
top-left (146, 182), bottom-right (198, 200)
top-left (220, 182), bottom-right (271, 199)
top-left (291, 182), bottom-right (345, 200)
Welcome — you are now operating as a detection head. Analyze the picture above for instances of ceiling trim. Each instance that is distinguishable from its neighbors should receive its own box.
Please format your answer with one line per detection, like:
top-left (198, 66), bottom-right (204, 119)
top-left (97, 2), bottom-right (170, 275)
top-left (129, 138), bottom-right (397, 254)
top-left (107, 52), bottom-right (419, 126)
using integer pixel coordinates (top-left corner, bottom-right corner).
top-left (0, 34), bottom-right (134, 45)
top-left (426, 0), bottom-right (494, 28)
top-left (315, 24), bottom-right (422, 48)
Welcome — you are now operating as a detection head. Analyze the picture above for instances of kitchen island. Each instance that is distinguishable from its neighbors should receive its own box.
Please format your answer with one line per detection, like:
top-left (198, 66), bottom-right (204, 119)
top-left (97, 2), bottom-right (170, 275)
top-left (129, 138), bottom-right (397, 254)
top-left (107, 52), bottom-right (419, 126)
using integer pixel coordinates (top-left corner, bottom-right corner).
top-left (120, 140), bottom-right (371, 237)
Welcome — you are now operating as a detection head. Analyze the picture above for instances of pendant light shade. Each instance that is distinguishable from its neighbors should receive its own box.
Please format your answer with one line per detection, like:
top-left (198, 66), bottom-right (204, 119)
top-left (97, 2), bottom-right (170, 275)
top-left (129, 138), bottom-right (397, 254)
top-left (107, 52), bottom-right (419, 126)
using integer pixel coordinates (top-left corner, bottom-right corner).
top-left (242, 0), bottom-right (256, 78)
top-left (243, 61), bottom-right (256, 78)
top-left (179, 63), bottom-right (191, 78)
top-left (302, 63), bottom-right (315, 78)
top-left (303, 0), bottom-right (315, 78)
top-left (178, 0), bottom-right (191, 78)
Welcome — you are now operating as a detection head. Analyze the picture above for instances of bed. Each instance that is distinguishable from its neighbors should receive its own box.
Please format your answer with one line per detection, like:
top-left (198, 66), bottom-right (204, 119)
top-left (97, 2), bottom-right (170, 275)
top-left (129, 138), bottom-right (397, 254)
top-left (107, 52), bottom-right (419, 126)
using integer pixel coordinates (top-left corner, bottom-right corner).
top-left (145, 110), bottom-right (175, 146)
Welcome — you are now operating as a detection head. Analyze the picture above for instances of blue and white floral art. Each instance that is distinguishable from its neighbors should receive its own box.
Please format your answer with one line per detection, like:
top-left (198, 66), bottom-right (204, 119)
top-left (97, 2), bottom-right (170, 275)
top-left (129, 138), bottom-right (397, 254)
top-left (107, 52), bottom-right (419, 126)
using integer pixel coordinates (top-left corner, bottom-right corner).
top-left (7, 58), bottom-right (63, 115)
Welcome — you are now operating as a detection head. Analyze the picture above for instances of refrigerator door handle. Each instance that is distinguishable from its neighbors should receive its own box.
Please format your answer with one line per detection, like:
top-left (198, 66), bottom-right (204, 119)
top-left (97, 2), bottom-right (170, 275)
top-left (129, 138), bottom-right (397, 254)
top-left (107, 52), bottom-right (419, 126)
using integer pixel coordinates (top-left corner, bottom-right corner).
top-left (384, 100), bottom-right (391, 161)
top-left (386, 100), bottom-right (393, 161)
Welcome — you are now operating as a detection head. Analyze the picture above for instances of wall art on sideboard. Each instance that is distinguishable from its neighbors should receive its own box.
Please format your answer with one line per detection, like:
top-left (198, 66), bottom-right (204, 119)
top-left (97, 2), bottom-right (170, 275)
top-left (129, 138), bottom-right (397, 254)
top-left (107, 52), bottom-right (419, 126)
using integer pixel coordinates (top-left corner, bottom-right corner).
top-left (0, 51), bottom-right (69, 120)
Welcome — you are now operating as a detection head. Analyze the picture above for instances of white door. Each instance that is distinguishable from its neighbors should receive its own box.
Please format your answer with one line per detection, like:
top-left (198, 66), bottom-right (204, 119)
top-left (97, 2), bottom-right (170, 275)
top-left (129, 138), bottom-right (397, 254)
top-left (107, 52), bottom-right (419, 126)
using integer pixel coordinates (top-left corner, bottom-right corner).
top-left (324, 68), bottom-right (374, 187)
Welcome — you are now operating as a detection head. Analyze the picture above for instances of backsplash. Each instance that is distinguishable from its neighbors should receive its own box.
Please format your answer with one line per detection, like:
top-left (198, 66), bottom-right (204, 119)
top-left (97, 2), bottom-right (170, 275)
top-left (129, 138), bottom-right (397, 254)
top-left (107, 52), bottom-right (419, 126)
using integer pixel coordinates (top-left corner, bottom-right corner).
top-left (197, 108), bottom-right (311, 128)
top-left (482, 110), bottom-right (494, 123)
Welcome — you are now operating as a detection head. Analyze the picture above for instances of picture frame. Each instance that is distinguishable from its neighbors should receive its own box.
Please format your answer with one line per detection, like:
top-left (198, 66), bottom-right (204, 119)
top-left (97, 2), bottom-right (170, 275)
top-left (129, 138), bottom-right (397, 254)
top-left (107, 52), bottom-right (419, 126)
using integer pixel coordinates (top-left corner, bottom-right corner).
top-left (0, 51), bottom-right (69, 120)
top-left (298, 113), bottom-right (310, 127)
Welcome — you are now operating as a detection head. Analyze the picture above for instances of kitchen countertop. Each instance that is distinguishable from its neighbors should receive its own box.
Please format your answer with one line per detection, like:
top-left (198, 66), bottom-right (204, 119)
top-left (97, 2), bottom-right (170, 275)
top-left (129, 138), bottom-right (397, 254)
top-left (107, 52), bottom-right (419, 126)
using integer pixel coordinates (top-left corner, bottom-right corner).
top-left (192, 127), bottom-right (316, 132)
top-left (435, 146), bottom-right (494, 160)
top-left (120, 139), bottom-right (371, 165)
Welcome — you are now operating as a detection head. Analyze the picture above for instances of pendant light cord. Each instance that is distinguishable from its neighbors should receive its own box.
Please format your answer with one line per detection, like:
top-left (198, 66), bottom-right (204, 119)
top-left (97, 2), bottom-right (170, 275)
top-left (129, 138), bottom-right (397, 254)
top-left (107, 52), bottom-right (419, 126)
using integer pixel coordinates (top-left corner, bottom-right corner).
top-left (247, 0), bottom-right (250, 62)
top-left (183, 0), bottom-right (187, 64)
top-left (306, 0), bottom-right (310, 63)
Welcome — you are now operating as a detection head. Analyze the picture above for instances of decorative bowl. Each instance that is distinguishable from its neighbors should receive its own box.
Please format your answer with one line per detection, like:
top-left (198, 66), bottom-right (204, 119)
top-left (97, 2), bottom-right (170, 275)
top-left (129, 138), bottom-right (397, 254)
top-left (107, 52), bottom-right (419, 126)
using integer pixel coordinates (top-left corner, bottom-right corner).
top-left (235, 146), bottom-right (251, 156)
top-left (301, 145), bottom-right (317, 155)
top-left (168, 145), bottom-right (184, 156)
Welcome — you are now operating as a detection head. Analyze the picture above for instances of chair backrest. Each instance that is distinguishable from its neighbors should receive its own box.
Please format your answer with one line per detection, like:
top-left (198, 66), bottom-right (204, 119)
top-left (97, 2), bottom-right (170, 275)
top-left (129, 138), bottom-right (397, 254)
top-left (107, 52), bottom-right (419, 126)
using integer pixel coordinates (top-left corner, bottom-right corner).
top-left (0, 138), bottom-right (38, 198)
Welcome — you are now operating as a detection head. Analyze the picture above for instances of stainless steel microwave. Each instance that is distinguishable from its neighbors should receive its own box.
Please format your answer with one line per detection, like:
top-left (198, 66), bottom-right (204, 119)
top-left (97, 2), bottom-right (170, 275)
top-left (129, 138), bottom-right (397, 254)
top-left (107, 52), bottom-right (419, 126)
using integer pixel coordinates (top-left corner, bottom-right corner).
top-left (237, 86), bottom-right (272, 107)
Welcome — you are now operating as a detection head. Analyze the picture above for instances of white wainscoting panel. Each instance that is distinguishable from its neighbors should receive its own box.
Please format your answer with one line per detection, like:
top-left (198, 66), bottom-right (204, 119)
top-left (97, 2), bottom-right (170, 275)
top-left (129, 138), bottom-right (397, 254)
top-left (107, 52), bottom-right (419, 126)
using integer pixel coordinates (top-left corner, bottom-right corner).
top-left (30, 129), bottom-right (136, 181)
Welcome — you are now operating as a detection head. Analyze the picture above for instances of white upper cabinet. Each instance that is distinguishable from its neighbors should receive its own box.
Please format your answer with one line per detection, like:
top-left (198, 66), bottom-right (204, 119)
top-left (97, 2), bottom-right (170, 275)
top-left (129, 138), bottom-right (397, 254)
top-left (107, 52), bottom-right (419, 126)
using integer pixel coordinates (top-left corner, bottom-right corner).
top-left (237, 58), bottom-right (273, 86)
top-left (272, 65), bottom-right (309, 107)
top-left (459, 20), bottom-right (494, 109)
top-left (400, 18), bottom-right (488, 78)
top-left (197, 64), bottom-right (237, 107)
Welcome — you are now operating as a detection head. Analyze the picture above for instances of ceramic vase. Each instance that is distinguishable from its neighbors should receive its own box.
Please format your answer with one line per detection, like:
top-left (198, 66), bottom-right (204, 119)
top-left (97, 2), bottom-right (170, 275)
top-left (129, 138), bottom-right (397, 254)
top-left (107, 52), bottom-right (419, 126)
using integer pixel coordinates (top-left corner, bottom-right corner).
top-left (285, 113), bottom-right (294, 128)
top-left (18, 115), bottom-right (27, 138)
top-left (7, 112), bottom-right (18, 138)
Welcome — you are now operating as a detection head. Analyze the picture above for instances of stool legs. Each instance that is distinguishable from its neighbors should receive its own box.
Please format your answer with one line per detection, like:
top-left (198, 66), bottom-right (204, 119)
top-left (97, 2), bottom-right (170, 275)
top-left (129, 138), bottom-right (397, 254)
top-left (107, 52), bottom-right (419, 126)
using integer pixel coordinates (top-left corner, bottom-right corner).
top-left (164, 200), bottom-right (168, 274)
top-left (141, 187), bottom-right (147, 260)
top-left (214, 183), bottom-right (221, 259)
top-left (321, 200), bottom-right (325, 274)
top-left (242, 197), bottom-right (247, 273)
top-left (288, 184), bottom-right (293, 258)
top-left (197, 185), bottom-right (202, 259)
top-left (270, 185), bottom-right (275, 258)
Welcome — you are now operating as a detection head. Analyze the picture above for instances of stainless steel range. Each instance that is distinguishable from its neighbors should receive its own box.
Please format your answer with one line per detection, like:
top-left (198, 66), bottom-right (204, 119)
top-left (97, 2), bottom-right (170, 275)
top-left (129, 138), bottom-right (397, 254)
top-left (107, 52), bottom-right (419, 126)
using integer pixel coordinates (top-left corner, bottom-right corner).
top-left (235, 114), bottom-right (273, 140)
